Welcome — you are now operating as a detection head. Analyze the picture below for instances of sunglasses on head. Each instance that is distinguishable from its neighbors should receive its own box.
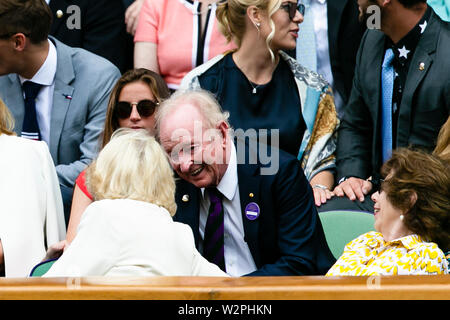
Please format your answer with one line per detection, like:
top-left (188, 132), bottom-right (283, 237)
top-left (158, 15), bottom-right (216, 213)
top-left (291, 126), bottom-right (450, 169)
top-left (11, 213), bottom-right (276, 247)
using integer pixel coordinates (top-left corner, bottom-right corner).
top-left (280, 2), bottom-right (305, 20)
top-left (114, 100), bottom-right (158, 119)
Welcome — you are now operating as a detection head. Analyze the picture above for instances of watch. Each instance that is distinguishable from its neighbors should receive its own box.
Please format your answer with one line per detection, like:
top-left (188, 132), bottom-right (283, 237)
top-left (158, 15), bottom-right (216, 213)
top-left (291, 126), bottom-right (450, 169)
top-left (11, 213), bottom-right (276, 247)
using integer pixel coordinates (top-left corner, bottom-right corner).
top-left (338, 176), bottom-right (348, 185)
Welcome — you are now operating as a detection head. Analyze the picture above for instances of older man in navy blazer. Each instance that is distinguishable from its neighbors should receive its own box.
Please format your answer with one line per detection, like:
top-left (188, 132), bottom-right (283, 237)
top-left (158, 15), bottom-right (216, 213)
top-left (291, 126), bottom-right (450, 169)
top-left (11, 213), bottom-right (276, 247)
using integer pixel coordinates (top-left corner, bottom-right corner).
top-left (0, 0), bottom-right (120, 222)
top-left (157, 89), bottom-right (335, 276)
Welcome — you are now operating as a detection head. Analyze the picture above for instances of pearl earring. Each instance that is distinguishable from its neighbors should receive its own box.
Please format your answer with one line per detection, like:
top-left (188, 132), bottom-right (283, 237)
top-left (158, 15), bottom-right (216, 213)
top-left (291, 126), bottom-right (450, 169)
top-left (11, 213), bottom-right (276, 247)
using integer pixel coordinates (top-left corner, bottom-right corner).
top-left (400, 214), bottom-right (404, 221)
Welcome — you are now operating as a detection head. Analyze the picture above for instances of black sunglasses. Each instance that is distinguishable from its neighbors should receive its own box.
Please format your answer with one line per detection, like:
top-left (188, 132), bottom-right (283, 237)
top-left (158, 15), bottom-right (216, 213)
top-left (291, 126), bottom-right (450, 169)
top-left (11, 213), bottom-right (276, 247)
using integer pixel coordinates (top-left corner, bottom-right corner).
top-left (114, 100), bottom-right (158, 119)
top-left (280, 2), bottom-right (305, 20)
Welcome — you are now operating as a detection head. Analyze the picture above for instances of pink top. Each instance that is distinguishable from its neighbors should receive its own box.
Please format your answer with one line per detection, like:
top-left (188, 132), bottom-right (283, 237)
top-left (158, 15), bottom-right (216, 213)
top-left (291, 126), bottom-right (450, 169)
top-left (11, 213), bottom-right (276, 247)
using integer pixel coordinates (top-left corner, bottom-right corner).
top-left (134, 0), bottom-right (236, 89)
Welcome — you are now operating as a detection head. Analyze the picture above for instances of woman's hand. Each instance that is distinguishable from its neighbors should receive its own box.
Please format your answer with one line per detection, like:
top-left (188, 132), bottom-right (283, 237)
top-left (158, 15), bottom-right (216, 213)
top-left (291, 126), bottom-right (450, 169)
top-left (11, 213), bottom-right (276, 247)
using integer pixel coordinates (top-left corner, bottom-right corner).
top-left (312, 185), bottom-right (334, 207)
top-left (43, 240), bottom-right (68, 261)
top-left (310, 171), bottom-right (334, 207)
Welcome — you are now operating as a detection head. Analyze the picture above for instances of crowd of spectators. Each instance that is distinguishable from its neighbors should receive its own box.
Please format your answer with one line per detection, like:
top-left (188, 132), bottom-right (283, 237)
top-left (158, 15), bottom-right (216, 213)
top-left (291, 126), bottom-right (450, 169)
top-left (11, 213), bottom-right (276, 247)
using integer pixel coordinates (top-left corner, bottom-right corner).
top-left (0, 0), bottom-right (448, 278)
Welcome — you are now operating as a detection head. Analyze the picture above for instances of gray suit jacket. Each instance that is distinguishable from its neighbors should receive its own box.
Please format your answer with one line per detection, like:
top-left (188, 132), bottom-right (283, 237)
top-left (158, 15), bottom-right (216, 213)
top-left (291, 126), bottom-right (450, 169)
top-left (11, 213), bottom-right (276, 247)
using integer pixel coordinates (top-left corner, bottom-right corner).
top-left (0, 37), bottom-right (121, 187)
top-left (337, 9), bottom-right (450, 182)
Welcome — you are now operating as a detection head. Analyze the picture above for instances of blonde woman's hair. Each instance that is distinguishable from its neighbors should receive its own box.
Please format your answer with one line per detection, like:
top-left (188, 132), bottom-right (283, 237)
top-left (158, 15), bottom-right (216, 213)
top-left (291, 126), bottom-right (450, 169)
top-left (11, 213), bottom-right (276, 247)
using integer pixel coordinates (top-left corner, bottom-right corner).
top-left (155, 89), bottom-right (230, 141)
top-left (0, 98), bottom-right (15, 136)
top-left (216, 0), bottom-right (282, 62)
top-left (86, 128), bottom-right (177, 216)
top-left (433, 116), bottom-right (450, 162)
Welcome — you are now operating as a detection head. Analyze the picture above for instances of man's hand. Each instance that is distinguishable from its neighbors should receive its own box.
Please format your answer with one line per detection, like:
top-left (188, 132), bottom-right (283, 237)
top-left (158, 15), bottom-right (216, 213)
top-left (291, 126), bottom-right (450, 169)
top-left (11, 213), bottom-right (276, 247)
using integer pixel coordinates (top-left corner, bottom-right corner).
top-left (333, 177), bottom-right (372, 202)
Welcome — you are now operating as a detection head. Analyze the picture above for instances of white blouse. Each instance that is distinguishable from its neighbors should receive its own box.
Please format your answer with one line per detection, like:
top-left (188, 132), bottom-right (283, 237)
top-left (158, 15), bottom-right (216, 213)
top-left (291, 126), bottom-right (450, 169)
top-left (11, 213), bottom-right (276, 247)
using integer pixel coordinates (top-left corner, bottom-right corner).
top-left (0, 134), bottom-right (66, 277)
top-left (44, 199), bottom-right (229, 277)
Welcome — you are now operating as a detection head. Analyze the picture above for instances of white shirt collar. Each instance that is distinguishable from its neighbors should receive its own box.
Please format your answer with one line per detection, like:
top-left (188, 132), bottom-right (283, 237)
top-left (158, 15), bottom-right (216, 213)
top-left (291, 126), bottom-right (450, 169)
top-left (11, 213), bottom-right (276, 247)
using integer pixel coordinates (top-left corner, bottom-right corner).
top-left (19, 39), bottom-right (57, 86)
top-left (201, 142), bottom-right (238, 201)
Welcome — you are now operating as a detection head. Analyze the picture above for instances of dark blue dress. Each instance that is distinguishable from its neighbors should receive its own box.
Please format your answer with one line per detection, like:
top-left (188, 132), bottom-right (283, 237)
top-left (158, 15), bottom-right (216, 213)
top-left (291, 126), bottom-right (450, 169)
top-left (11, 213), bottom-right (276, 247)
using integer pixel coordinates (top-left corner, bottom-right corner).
top-left (198, 54), bottom-right (306, 157)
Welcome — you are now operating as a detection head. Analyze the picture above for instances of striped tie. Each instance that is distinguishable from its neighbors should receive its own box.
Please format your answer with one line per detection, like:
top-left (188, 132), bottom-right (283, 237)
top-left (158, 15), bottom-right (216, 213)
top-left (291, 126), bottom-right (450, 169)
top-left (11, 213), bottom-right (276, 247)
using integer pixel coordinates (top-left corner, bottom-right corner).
top-left (204, 188), bottom-right (225, 271)
top-left (21, 81), bottom-right (42, 141)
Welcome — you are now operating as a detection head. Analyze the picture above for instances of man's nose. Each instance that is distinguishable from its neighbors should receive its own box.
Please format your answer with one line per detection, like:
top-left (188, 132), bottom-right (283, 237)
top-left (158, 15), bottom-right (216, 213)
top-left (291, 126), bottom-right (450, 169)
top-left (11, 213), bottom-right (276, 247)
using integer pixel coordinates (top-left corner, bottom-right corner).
top-left (178, 154), bottom-right (193, 173)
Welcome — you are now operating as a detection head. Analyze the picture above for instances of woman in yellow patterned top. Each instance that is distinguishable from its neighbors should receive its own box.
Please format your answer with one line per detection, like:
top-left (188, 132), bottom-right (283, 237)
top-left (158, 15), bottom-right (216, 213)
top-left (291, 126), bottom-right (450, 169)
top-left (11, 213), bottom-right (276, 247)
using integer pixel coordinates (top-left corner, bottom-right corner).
top-left (327, 149), bottom-right (449, 276)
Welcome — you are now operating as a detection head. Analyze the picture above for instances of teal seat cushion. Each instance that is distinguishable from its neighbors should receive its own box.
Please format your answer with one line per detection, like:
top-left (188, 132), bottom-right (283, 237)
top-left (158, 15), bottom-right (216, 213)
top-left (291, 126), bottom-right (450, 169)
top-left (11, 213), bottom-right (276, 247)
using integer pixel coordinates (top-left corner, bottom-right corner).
top-left (319, 210), bottom-right (375, 259)
top-left (29, 259), bottom-right (57, 277)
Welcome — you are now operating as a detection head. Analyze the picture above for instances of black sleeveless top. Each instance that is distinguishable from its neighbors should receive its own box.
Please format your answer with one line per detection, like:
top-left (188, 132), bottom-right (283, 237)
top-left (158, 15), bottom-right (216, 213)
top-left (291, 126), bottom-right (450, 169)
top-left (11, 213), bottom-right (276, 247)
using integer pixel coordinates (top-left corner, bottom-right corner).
top-left (198, 54), bottom-right (306, 157)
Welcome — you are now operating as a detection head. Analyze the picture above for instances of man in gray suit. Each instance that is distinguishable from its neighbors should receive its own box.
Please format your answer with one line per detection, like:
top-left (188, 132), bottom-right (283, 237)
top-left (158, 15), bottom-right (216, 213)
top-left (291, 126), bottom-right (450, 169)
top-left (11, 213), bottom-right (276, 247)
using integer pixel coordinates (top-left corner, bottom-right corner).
top-left (319, 0), bottom-right (450, 212)
top-left (0, 0), bottom-right (121, 222)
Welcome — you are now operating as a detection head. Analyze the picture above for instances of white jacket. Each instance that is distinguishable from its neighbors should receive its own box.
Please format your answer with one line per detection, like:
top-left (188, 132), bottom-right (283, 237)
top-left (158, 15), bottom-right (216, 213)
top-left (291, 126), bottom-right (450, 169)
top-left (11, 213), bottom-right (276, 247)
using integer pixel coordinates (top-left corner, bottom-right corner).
top-left (44, 199), bottom-right (229, 277)
top-left (0, 134), bottom-right (66, 277)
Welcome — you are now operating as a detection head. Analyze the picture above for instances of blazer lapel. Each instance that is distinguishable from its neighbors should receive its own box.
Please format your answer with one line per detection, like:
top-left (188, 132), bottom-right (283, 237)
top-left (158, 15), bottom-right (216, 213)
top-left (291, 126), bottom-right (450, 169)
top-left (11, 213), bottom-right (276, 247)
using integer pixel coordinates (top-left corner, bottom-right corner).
top-left (49, 37), bottom-right (75, 162)
top-left (175, 180), bottom-right (201, 247)
top-left (4, 74), bottom-right (25, 135)
top-left (397, 12), bottom-right (439, 147)
top-left (237, 162), bottom-right (261, 267)
top-left (49, 0), bottom-right (69, 35)
top-left (365, 31), bottom-right (385, 167)
top-left (327, 0), bottom-right (348, 61)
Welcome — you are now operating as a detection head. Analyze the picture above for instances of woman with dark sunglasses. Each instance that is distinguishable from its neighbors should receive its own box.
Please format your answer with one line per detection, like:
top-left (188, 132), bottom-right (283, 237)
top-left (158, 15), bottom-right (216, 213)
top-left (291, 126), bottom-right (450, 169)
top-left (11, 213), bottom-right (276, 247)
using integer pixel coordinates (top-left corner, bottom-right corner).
top-left (61, 69), bottom-right (170, 247)
top-left (180, 0), bottom-right (339, 208)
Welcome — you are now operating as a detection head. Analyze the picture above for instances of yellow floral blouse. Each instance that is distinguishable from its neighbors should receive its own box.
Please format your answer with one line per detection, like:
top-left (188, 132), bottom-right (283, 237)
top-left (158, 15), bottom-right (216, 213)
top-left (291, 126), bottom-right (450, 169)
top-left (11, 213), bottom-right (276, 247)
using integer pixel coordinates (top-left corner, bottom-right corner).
top-left (326, 231), bottom-right (449, 276)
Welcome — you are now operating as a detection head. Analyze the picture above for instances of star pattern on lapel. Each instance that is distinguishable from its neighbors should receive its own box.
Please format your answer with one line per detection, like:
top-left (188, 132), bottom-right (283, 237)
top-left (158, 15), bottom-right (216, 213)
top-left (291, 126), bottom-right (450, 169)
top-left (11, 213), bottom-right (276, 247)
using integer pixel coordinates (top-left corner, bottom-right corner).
top-left (398, 46), bottom-right (410, 59)
top-left (419, 21), bottom-right (427, 34)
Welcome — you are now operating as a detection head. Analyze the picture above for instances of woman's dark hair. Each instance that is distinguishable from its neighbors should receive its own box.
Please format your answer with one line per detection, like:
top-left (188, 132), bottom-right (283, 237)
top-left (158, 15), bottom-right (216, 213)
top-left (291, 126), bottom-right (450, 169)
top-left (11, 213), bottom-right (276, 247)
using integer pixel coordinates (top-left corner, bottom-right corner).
top-left (101, 68), bottom-right (170, 148)
top-left (381, 148), bottom-right (450, 251)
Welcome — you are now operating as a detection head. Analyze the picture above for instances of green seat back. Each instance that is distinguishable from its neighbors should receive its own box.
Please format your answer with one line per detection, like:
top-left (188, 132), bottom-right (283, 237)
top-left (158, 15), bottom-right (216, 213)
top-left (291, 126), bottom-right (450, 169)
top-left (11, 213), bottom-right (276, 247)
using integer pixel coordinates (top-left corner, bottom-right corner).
top-left (319, 210), bottom-right (375, 259)
top-left (29, 259), bottom-right (57, 277)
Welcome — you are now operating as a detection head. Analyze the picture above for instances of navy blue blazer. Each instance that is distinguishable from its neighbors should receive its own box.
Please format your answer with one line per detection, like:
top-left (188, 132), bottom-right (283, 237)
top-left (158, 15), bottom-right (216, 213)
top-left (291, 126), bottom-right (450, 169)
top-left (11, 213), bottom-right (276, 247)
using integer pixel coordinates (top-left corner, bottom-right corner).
top-left (173, 143), bottom-right (336, 276)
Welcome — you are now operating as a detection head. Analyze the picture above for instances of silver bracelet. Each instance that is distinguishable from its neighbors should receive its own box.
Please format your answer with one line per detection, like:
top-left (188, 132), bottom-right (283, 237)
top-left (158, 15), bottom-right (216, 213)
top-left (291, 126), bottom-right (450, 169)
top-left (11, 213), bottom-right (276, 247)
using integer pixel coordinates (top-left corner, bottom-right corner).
top-left (313, 184), bottom-right (329, 190)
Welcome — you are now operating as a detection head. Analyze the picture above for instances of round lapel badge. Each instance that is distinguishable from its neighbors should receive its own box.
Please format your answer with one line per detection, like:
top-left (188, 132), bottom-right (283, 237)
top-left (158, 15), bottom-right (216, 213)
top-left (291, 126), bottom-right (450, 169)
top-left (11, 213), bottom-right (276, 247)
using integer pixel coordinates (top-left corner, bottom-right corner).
top-left (245, 202), bottom-right (260, 221)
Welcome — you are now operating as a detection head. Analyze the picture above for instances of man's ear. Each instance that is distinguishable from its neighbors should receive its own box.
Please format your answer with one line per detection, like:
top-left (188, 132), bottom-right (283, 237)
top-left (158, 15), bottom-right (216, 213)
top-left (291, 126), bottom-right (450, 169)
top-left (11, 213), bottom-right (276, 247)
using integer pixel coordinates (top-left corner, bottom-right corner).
top-left (11, 33), bottom-right (27, 52)
top-left (216, 121), bottom-right (230, 145)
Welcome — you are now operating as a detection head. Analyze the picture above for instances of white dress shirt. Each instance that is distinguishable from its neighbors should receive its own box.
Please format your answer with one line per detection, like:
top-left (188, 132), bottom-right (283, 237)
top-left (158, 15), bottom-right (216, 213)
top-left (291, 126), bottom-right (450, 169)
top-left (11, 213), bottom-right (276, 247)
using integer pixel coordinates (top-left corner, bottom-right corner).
top-left (199, 143), bottom-right (257, 277)
top-left (309, 0), bottom-right (344, 113)
top-left (19, 39), bottom-right (57, 145)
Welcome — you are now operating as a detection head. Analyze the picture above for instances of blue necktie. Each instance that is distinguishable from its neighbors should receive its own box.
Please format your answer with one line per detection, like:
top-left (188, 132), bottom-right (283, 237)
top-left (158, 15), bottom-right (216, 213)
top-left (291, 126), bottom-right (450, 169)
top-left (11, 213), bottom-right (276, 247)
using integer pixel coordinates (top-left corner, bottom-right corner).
top-left (381, 48), bottom-right (395, 163)
top-left (296, 0), bottom-right (317, 72)
top-left (204, 188), bottom-right (225, 272)
top-left (21, 81), bottom-right (42, 141)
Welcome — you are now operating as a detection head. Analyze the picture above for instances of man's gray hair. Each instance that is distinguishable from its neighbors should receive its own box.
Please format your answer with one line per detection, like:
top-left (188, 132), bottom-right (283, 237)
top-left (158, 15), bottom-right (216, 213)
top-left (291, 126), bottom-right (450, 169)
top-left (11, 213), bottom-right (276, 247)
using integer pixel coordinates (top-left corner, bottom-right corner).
top-left (155, 89), bottom-right (230, 141)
